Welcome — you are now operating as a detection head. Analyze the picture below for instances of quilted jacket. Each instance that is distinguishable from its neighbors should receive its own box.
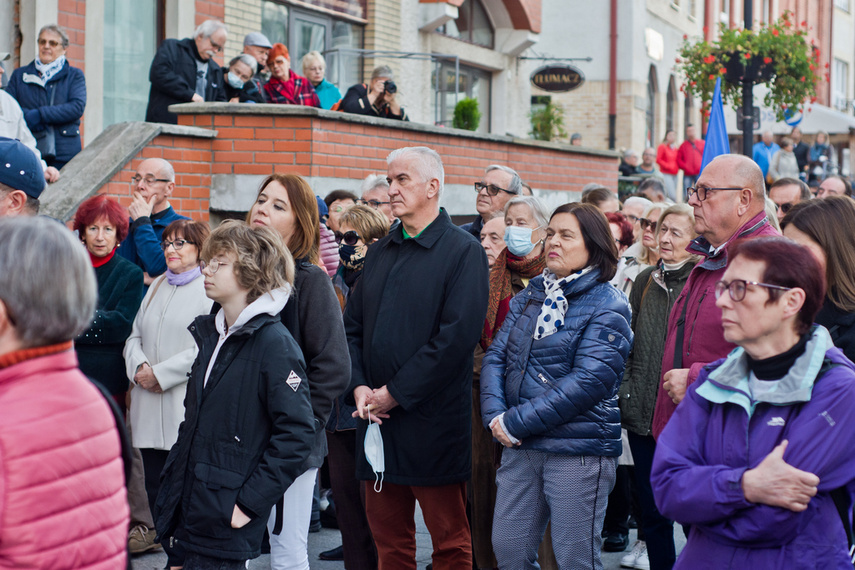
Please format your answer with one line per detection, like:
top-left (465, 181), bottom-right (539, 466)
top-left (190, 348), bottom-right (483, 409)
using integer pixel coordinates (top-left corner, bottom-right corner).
top-left (480, 268), bottom-right (632, 456)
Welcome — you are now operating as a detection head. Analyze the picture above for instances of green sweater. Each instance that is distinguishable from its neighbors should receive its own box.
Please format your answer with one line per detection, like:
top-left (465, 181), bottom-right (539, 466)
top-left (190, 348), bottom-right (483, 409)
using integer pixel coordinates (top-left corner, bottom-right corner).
top-left (619, 260), bottom-right (695, 436)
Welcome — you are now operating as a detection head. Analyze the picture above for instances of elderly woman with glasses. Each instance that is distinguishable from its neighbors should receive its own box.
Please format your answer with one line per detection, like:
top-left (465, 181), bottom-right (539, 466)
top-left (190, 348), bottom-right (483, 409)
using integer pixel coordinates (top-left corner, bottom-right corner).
top-left (652, 236), bottom-right (855, 568)
top-left (123, 220), bottom-right (213, 526)
top-left (73, 195), bottom-right (144, 409)
top-left (481, 202), bottom-right (632, 569)
top-left (264, 43), bottom-right (320, 107)
top-left (6, 24), bottom-right (85, 170)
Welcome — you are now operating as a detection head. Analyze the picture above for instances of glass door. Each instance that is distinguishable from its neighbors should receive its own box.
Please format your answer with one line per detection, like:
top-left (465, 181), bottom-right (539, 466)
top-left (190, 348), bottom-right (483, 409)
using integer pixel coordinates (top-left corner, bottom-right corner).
top-left (290, 11), bottom-right (329, 73)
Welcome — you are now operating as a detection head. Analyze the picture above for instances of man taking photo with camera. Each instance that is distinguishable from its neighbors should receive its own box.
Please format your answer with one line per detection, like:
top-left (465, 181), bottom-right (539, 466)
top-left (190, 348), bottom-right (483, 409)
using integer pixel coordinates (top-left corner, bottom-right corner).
top-left (340, 65), bottom-right (408, 120)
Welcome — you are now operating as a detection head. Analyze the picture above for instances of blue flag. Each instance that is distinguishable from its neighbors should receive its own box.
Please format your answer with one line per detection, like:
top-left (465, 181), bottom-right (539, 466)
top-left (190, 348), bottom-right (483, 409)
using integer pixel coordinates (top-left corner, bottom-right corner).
top-left (700, 77), bottom-right (731, 174)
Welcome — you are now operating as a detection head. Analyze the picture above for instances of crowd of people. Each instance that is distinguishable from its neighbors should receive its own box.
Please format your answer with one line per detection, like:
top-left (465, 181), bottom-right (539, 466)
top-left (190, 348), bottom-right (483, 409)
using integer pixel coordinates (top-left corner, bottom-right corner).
top-left (3, 21), bottom-right (855, 570)
top-left (2, 125), bottom-right (855, 570)
top-left (144, 19), bottom-right (409, 124)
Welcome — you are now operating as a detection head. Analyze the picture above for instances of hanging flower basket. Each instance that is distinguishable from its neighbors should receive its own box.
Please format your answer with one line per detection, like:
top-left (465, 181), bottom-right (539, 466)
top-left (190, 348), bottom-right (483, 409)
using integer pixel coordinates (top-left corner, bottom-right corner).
top-left (676, 11), bottom-right (824, 121)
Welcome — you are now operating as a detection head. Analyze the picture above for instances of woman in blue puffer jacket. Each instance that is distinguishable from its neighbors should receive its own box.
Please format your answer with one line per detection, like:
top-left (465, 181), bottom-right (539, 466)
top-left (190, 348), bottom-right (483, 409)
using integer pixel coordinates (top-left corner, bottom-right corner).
top-left (481, 202), bottom-right (633, 570)
top-left (7, 24), bottom-right (86, 170)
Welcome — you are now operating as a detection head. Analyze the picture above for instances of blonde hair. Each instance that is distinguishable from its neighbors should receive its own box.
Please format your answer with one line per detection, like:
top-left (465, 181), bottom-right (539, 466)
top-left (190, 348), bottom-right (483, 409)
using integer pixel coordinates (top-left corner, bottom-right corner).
top-left (339, 204), bottom-right (390, 244)
top-left (202, 220), bottom-right (294, 304)
top-left (638, 202), bottom-right (667, 265)
top-left (301, 50), bottom-right (325, 73)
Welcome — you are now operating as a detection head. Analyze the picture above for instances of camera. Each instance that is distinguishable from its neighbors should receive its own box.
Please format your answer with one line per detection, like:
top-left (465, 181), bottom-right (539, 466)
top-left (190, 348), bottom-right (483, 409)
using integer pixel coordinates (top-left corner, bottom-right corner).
top-left (384, 80), bottom-right (397, 94)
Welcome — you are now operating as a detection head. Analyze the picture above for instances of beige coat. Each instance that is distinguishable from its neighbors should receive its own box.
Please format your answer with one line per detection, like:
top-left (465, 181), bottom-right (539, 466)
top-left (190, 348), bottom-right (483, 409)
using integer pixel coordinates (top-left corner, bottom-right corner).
top-left (123, 273), bottom-right (212, 450)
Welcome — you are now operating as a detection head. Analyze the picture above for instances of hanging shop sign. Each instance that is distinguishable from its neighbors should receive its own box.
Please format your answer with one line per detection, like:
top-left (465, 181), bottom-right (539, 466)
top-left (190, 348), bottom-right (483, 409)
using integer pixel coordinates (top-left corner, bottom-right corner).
top-left (530, 64), bottom-right (585, 93)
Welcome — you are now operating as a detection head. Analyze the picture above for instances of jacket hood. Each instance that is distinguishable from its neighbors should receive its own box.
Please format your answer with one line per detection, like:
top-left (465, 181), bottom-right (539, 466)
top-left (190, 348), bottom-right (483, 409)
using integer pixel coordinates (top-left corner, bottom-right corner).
top-left (215, 285), bottom-right (291, 337)
top-left (687, 211), bottom-right (772, 271)
top-left (697, 325), bottom-right (835, 415)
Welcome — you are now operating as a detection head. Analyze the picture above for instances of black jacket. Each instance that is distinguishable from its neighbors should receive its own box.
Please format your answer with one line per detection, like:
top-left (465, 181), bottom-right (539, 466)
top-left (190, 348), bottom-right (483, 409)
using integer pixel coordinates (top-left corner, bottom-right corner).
top-left (146, 37), bottom-right (226, 124)
top-left (278, 260), bottom-right (351, 470)
top-left (816, 298), bottom-right (855, 363)
top-left (343, 209), bottom-right (488, 485)
top-left (154, 312), bottom-right (315, 560)
top-left (340, 83), bottom-right (407, 120)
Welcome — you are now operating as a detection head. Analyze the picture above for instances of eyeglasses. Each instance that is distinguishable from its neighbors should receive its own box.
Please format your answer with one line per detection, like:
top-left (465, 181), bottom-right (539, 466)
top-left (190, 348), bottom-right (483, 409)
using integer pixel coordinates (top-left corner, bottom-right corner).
top-left (209, 39), bottom-right (224, 53)
top-left (474, 182), bottom-right (517, 197)
top-left (161, 239), bottom-right (193, 251)
top-left (687, 186), bottom-right (744, 201)
top-left (38, 38), bottom-right (62, 48)
top-left (639, 218), bottom-right (656, 231)
top-left (131, 175), bottom-right (171, 186)
top-left (200, 259), bottom-right (229, 274)
top-left (714, 279), bottom-right (792, 302)
top-left (625, 214), bottom-right (639, 224)
top-left (778, 202), bottom-right (795, 215)
top-left (360, 199), bottom-right (390, 209)
top-left (335, 230), bottom-right (361, 246)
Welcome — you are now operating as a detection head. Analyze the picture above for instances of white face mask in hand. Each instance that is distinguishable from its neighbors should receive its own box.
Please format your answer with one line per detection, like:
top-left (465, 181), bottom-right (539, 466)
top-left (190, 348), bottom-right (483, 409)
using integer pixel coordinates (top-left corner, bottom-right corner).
top-left (364, 416), bottom-right (385, 493)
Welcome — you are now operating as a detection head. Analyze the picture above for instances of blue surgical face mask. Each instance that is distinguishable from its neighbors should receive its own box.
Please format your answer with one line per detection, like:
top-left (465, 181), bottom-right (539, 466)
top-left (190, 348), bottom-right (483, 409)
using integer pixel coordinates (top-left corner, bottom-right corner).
top-left (504, 225), bottom-right (539, 257)
top-left (227, 72), bottom-right (245, 89)
top-left (364, 421), bottom-right (384, 492)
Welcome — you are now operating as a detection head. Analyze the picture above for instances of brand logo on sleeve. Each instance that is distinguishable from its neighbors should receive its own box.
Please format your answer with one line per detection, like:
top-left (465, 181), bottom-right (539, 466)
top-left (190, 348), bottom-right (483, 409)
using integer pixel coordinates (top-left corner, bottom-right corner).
top-left (286, 370), bottom-right (302, 392)
top-left (767, 417), bottom-right (786, 427)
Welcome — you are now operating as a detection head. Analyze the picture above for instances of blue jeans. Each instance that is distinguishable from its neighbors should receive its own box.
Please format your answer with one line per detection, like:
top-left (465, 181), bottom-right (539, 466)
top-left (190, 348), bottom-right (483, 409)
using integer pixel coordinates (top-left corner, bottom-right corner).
top-left (627, 431), bottom-right (676, 570)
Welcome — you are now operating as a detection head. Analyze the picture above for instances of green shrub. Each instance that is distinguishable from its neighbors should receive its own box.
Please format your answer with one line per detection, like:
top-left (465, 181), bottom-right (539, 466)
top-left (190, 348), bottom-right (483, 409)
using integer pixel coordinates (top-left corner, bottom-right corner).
top-left (453, 98), bottom-right (481, 131)
top-left (530, 101), bottom-right (568, 142)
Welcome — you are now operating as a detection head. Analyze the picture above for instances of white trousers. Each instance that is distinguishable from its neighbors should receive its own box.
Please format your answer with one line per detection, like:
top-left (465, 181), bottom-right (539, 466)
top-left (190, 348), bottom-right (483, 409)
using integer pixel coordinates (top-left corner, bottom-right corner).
top-left (266, 467), bottom-right (318, 570)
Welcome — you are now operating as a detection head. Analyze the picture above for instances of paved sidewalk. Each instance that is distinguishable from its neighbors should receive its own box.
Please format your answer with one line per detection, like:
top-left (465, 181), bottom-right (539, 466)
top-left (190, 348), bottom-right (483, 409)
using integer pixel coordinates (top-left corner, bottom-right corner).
top-left (132, 507), bottom-right (685, 569)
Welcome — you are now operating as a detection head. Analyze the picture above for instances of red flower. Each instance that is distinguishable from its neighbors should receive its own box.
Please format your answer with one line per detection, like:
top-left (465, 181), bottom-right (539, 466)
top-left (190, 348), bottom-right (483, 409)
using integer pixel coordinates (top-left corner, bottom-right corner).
top-left (810, 64), bottom-right (816, 71)
top-left (704, 55), bottom-right (716, 64)
top-left (691, 81), bottom-right (697, 86)
top-left (772, 28), bottom-right (780, 36)
top-left (825, 62), bottom-right (830, 68)
top-left (763, 57), bottom-right (772, 64)
top-left (676, 57), bottom-right (682, 63)
top-left (811, 96), bottom-right (818, 103)
top-left (744, 52), bottom-right (752, 59)
top-left (720, 67), bottom-right (727, 74)
top-left (708, 74), bottom-right (715, 80)
top-left (683, 34), bottom-right (688, 40)
top-left (800, 20), bottom-right (807, 27)
top-left (801, 76), bottom-right (806, 81)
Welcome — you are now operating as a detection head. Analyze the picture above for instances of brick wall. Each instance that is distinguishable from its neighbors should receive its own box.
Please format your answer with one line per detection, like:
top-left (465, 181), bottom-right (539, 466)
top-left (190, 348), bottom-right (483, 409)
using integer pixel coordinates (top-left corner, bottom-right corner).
top-left (57, 0), bottom-right (85, 71)
top-left (364, 0), bottom-right (402, 79)
top-left (196, 0), bottom-right (226, 25)
top-left (223, 0), bottom-right (263, 62)
top-left (175, 108), bottom-right (616, 193)
top-left (96, 134), bottom-right (214, 222)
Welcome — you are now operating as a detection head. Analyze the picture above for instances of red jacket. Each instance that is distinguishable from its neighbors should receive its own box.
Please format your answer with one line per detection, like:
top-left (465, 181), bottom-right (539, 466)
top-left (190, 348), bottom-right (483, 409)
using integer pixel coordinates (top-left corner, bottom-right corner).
top-left (651, 212), bottom-right (779, 439)
top-left (0, 348), bottom-right (129, 569)
top-left (676, 139), bottom-right (705, 177)
top-left (656, 143), bottom-right (679, 175)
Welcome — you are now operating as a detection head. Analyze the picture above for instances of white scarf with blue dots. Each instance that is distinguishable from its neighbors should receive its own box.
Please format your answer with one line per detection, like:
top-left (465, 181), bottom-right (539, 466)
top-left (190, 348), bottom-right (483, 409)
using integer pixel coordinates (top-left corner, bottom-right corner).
top-left (533, 266), bottom-right (592, 340)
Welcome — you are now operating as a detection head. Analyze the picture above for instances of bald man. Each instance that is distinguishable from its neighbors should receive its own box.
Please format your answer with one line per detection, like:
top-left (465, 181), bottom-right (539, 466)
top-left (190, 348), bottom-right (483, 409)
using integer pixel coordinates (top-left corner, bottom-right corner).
top-left (118, 157), bottom-right (190, 283)
top-left (654, 155), bottom-right (779, 436)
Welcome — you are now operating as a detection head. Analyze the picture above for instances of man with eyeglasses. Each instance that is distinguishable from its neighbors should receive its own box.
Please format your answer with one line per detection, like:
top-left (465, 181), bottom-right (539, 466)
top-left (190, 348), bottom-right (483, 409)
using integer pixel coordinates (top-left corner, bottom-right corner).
top-left (460, 164), bottom-right (522, 239)
top-left (651, 154), bottom-right (778, 442)
top-left (118, 158), bottom-right (189, 284)
top-left (360, 173), bottom-right (395, 225)
top-left (768, 177), bottom-right (811, 222)
top-left (145, 19), bottom-right (228, 125)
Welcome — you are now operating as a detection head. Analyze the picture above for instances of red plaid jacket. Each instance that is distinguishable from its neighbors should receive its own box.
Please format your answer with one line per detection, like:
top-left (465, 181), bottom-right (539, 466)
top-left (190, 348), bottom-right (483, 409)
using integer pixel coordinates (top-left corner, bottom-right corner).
top-left (264, 71), bottom-right (320, 107)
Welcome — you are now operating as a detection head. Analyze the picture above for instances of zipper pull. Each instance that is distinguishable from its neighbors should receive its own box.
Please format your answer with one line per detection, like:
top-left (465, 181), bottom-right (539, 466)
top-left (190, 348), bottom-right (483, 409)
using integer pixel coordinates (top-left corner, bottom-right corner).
top-left (538, 373), bottom-right (548, 384)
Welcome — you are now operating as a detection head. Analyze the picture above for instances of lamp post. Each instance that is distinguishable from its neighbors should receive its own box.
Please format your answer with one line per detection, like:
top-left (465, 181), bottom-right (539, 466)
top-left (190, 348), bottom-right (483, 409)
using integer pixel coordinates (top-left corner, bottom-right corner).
top-left (741, 1), bottom-right (754, 157)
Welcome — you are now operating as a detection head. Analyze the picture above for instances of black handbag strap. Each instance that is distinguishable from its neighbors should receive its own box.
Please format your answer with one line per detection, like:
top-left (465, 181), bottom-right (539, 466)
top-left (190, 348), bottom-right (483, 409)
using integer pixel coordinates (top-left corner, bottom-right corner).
top-left (672, 295), bottom-right (690, 370)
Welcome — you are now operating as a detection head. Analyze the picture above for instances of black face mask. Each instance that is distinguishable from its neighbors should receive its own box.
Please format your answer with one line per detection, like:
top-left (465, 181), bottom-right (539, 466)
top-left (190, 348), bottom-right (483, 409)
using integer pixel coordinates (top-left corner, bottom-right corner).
top-left (339, 243), bottom-right (365, 271)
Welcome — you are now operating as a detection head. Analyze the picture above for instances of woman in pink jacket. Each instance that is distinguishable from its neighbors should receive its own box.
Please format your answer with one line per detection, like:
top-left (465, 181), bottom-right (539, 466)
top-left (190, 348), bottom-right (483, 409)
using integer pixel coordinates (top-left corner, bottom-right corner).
top-left (0, 215), bottom-right (129, 569)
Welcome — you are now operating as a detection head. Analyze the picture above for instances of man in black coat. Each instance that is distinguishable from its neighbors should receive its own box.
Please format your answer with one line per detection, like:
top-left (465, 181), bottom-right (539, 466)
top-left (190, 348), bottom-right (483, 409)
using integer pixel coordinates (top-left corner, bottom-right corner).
top-left (343, 146), bottom-right (488, 568)
top-left (145, 19), bottom-right (228, 124)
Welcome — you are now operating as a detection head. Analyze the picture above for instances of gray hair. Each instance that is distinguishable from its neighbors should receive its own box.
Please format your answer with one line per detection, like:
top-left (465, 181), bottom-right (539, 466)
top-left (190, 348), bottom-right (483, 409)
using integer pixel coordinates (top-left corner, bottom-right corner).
top-left (486, 165), bottom-right (522, 196)
top-left (371, 65), bottom-right (394, 81)
top-left (301, 51), bottom-right (326, 72)
top-left (386, 147), bottom-right (445, 197)
top-left (504, 195), bottom-right (550, 228)
top-left (361, 174), bottom-right (389, 196)
top-left (38, 25), bottom-right (69, 49)
top-left (229, 54), bottom-right (258, 75)
top-left (195, 19), bottom-right (228, 39)
top-left (623, 196), bottom-right (652, 211)
top-left (0, 216), bottom-right (96, 347)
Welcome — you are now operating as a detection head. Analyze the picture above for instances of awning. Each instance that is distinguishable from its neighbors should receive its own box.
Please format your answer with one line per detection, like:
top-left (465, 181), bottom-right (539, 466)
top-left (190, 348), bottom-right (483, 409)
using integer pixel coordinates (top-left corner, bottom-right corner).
top-left (725, 102), bottom-right (855, 135)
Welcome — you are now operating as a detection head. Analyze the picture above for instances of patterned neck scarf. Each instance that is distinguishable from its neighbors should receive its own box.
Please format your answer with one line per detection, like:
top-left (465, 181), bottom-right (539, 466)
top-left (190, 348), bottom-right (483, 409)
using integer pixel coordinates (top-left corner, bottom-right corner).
top-left (533, 267), bottom-right (592, 340)
top-left (481, 248), bottom-right (545, 349)
top-left (35, 55), bottom-right (65, 83)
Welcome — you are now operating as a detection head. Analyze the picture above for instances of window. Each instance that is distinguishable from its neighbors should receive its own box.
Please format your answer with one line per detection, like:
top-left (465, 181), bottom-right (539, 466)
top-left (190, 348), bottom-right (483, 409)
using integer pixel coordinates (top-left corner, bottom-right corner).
top-left (432, 62), bottom-right (492, 133)
top-left (103, 0), bottom-right (159, 126)
top-left (436, 0), bottom-right (494, 48)
top-left (666, 76), bottom-right (676, 135)
top-left (835, 0), bottom-right (850, 11)
top-left (833, 58), bottom-right (849, 111)
top-left (646, 66), bottom-right (657, 148)
top-left (261, 1), bottom-right (364, 89)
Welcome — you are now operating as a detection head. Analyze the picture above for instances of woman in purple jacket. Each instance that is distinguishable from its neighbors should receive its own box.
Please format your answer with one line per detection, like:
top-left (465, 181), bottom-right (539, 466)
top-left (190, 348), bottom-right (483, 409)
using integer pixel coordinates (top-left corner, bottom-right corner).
top-left (652, 236), bottom-right (855, 569)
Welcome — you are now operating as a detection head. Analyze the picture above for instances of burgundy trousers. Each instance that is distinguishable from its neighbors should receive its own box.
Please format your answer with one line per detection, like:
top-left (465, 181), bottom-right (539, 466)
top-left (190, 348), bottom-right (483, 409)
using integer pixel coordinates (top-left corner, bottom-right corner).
top-left (364, 480), bottom-right (472, 570)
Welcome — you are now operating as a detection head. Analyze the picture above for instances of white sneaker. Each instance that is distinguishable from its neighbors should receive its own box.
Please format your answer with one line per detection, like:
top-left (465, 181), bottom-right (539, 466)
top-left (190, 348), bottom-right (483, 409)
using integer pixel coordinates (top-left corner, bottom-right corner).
top-left (620, 540), bottom-right (648, 569)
